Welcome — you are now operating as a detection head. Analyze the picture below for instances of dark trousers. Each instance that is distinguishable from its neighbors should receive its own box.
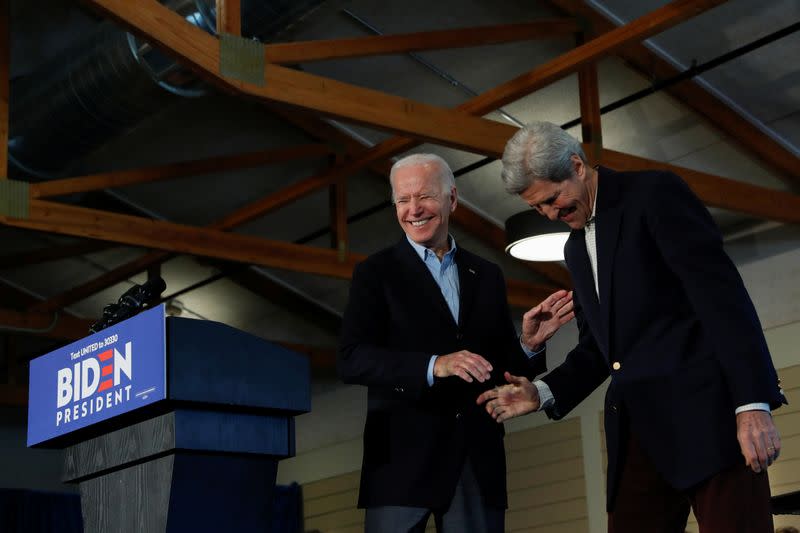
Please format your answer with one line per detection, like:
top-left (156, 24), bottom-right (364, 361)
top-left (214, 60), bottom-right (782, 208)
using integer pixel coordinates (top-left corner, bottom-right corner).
top-left (364, 459), bottom-right (505, 533)
top-left (609, 434), bottom-right (774, 533)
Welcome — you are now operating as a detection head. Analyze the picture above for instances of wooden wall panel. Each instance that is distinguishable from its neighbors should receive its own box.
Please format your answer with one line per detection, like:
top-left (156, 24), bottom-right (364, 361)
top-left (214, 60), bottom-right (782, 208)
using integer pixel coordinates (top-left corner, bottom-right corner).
top-left (298, 418), bottom-right (587, 532)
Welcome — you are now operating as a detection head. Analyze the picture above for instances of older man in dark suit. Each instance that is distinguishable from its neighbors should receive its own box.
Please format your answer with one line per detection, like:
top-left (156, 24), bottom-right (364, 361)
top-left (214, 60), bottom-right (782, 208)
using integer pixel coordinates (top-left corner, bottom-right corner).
top-left (479, 121), bottom-right (786, 533)
top-left (338, 153), bottom-right (574, 533)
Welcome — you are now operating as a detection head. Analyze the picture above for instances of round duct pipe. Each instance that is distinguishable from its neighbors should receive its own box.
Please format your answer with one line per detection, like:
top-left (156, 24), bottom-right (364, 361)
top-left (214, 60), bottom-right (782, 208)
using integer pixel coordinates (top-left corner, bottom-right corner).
top-left (8, 0), bottom-right (322, 179)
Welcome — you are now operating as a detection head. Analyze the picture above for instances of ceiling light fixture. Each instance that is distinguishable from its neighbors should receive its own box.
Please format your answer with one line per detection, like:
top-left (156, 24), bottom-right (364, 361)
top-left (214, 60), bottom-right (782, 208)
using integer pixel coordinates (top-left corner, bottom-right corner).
top-left (505, 211), bottom-right (570, 262)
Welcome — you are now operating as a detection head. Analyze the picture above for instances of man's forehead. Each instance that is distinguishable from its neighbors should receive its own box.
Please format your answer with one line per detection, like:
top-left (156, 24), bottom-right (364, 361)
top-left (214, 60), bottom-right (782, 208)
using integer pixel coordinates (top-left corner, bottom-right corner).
top-left (394, 167), bottom-right (439, 190)
top-left (520, 179), bottom-right (559, 203)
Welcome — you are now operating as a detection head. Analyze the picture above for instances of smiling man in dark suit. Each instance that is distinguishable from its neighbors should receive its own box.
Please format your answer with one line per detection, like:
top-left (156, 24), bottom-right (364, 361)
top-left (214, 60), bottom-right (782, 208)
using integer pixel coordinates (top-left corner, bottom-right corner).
top-left (338, 153), bottom-right (574, 533)
top-left (479, 121), bottom-right (786, 533)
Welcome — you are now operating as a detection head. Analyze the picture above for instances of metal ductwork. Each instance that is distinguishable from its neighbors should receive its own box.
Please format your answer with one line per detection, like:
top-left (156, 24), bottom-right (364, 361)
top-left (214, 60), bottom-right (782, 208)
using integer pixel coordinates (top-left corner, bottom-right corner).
top-left (8, 0), bottom-right (322, 179)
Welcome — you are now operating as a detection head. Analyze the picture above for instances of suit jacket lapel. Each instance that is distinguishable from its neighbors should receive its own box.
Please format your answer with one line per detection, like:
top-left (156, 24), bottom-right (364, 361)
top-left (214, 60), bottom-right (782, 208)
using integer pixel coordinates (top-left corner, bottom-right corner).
top-left (455, 248), bottom-right (479, 328)
top-left (595, 167), bottom-right (623, 351)
top-left (394, 239), bottom-right (457, 328)
top-left (565, 231), bottom-right (607, 357)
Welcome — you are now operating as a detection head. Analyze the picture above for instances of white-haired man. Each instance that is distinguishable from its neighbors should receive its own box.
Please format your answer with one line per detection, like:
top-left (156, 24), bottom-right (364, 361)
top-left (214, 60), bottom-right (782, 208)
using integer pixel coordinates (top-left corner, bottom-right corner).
top-left (339, 153), bottom-right (574, 532)
top-left (479, 122), bottom-right (785, 532)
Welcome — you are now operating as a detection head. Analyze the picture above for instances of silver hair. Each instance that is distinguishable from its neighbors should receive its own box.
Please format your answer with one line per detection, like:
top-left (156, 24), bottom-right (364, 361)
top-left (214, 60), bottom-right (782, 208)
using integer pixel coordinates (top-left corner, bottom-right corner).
top-left (389, 153), bottom-right (455, 201)
top-left (501, 121), bottom-right (587, 194)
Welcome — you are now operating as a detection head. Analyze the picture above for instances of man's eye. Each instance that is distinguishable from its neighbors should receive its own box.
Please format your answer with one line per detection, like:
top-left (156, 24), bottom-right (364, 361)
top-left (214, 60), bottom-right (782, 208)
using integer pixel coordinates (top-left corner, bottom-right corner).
top-left (396, 198), bottom-right (409, 204)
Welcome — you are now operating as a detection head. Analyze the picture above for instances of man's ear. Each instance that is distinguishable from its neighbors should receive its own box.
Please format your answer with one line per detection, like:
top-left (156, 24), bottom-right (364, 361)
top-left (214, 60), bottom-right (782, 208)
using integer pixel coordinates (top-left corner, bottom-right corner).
top-left (450, 187), bottom-right (458, 211)
top-left (572, 154), bottom-right (586, 179)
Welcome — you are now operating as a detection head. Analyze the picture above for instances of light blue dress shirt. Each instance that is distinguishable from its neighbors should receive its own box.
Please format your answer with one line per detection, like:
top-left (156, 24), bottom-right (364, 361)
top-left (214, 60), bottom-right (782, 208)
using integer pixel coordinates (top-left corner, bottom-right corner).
top-left (406, 235), bottom-right (460, 386)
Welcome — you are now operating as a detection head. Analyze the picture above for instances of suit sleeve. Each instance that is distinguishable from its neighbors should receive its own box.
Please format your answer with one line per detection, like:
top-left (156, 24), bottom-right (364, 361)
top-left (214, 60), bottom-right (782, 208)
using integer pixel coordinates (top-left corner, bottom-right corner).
top-left (540, 286), bottom-right (610, 419)
top-left (645, 172), bottom-right (783, 409)
top-left (338, 260), bottom-right (432, 397)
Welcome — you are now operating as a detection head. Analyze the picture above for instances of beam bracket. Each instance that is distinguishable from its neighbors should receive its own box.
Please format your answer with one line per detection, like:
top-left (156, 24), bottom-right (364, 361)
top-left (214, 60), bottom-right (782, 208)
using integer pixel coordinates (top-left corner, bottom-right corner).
top-left (220, 33), bottom-right (265, 86)
top-left (0, 180), bottom-right (29, 218)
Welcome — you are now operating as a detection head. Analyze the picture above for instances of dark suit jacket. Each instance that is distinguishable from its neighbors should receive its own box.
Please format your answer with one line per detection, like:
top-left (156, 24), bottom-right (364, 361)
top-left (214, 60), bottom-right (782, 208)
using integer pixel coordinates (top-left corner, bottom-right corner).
top-left (338, 238), bottom-right (545, 509)
top-left (542, 167), bottom-right (785, 510)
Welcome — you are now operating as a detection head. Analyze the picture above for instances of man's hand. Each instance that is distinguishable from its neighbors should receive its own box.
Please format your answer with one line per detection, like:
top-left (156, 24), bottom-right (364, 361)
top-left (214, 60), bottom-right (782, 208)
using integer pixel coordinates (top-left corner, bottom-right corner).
top-left (476, 372), bottom-right (540, 422)
top-left (737, 410), bottom-right (781, 473)
top-left (521, 290), bottom-right (575, 351)
top-left (434, 350), bottom-right (493, 383)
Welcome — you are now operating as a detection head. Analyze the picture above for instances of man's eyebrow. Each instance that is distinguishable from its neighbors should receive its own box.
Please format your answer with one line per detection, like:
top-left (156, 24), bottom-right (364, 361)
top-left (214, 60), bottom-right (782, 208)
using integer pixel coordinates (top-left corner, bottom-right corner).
top-left (541, 192), bottom-right (559, 205)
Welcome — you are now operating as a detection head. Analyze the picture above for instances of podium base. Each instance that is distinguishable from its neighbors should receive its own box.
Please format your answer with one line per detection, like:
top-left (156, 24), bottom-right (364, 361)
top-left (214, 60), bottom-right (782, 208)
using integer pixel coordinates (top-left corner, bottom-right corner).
top-left (78, 452), bottom-right (278, 533)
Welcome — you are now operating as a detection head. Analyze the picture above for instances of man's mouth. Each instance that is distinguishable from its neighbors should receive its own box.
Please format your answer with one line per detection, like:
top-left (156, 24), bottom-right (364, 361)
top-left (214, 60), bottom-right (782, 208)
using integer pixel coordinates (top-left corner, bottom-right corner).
top-left (409, 218), bottom-right (432, 227)
top-left (558, 206), bottom-right (577, 220)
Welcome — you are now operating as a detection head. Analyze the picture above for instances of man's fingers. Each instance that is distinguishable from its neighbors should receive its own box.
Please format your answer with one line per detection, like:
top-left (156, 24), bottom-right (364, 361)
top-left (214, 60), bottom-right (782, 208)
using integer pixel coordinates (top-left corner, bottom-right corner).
top-left (477, 389), bottom-right (497, 405)
top-left (455, 368), bottom-right (473, 383)
top-left (441, 351), bottom-right (492, 381)
top-left (463, 352), bottom-right (493, 372)
top-left (463, 362), bottom-right (491, 382)
top-left (739, 437), bottom-right (762, 473)
top-left (546, 289), bottom-right (568, 305)
top-left (523, 305), bottom-right (543, 322)
top-left (558, 300), bottom-right (575, 317)
top-left (736, 411), bottom-right (781, 472)
top-left (504, 371), bottom-right (526, 385)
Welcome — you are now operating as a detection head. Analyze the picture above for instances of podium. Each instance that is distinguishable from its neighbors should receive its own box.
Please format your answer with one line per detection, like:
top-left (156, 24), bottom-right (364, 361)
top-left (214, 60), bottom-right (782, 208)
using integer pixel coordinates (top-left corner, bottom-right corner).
top-left (27, 305), bottom-right (310, 532)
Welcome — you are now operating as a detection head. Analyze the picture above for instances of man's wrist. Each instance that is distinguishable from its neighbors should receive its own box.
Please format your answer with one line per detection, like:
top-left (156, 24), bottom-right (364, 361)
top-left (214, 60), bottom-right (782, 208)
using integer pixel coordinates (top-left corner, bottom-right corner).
top-left (735, 402), bottom-right (770, 415)
top-left (520, 336), bottom-right (545, 358)
top-left (427, 355), bottom-right (438, 387)
top-left (533, 380), bottom-right (554, 411)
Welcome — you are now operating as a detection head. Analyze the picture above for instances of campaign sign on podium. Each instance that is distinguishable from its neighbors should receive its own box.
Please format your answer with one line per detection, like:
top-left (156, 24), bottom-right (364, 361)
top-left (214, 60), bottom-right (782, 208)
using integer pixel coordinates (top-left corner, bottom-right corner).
top-left (27, 304), bottom-right (167, 446)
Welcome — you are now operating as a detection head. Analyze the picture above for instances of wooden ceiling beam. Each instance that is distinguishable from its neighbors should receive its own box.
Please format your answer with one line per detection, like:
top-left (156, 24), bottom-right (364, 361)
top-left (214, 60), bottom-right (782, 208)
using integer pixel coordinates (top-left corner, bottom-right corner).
top-left (270, 108), bottom-right (396, 176)
top-left (215, 0), bottom-right (240, 36)
top-left (452, 0), bottom-right (729, 117)
top-left (576, 29), bottom-right (603, 161)
top-left (2, 199), bottom-right (558, 309)
top-left (28, 160), bottom-right (353, 313)
top-left (0, 240), bottom-right (114, 270)
top-left (82, 0), bottom-right (513, 157)
top-left (30, 143), bottom-right (333, 199)
top-left (263, 20), bottom-right (581, 64)
top-left (599, 149), bottom-right (800, 223)
top-left (0, 308), bottom-right (93, 340)
top-left (83, 0), bottom-right (728, 159)
top-left (5, 200), bottom-right (362, 278)
top-left (210, 164), bottom-right (346, 230)
top-left (247, 0), bottom-right (734, 221)
top-left (545, 0), bottom-right (800, 186)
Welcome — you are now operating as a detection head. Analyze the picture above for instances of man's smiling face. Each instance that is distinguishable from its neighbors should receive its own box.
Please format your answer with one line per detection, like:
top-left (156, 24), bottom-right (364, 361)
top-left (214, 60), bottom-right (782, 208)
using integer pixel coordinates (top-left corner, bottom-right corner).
top-left (519, 155), bottom-right (593, 230)
top-left (392, 161), bottom-right (456, 250)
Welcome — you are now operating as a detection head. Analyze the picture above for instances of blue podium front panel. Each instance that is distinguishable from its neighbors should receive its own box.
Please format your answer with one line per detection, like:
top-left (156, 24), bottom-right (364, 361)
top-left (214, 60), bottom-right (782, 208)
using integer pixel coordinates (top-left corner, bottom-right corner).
top-left (27, 305), bottom-right (167, 446)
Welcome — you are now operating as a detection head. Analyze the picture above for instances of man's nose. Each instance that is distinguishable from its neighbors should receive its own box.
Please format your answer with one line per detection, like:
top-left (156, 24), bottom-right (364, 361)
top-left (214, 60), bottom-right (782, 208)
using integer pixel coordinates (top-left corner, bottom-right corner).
top-left (542, 205), bottom-right (559, 221)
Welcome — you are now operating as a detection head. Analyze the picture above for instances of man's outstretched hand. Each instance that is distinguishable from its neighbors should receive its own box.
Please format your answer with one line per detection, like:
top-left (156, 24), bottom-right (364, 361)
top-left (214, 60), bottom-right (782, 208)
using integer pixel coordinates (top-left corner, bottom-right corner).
top-left (477, 372), bottom-right (540, 423)
top-left (521, 290), bottom-right (574, 351)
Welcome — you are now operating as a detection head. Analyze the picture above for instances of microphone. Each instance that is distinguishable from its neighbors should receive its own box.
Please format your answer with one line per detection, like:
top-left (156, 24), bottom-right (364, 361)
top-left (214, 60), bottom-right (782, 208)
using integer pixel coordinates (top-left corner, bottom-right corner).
top-left (89, 277), bottom-right (167, 334)
top-left (118, 277), bottom-right (167, 309)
